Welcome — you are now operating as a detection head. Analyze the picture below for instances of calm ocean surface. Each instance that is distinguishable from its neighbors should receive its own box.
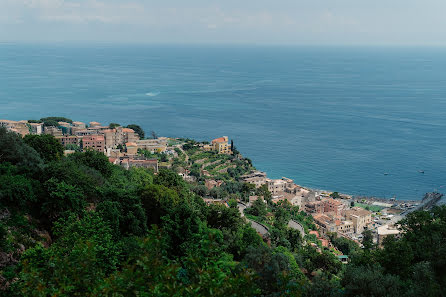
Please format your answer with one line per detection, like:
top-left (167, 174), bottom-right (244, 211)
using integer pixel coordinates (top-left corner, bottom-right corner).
top-left (1, 44), bottom-right (446, 200)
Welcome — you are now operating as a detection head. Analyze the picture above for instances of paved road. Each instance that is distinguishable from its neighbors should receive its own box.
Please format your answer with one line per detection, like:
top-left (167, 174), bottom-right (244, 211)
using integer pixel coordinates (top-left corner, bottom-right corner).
top-left (238, 202), bottom-right (305, 237)
top-left (288, 220), bottom-right (305, 237)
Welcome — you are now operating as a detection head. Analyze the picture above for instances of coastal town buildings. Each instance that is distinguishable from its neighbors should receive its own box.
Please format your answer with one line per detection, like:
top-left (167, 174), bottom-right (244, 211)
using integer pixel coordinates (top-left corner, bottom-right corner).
top-left (56, 135), bottom-right (81, 147)
top-left (136, 138), bottom-right (168, 153)
top-left (82, 135), bottom-right (105, 153)
top-left (344, 207), bottom-right (373, 234)
top-left (126, 142), bottom-right (138, 155)
top-left (0, 120), bottom-right (30, 137)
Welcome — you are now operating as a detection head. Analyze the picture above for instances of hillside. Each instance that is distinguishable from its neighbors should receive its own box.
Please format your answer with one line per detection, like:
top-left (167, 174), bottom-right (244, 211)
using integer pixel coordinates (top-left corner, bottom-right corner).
top-left (0, 127), bottom-right (445, 297)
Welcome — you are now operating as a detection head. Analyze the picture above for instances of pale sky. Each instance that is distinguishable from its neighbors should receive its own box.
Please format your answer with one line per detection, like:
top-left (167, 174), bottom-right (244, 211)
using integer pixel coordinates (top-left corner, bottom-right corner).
top-left (1, 0), bottom-right (446, 45)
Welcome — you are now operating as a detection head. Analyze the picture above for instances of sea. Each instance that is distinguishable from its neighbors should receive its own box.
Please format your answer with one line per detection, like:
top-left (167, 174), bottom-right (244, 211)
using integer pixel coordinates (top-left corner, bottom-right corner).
top-left (1, 43), bottom-right (446, 201)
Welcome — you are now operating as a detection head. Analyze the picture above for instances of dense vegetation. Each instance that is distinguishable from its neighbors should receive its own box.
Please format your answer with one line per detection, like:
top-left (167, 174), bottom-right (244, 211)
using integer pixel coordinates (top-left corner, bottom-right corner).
top-left (0, 127), bottom-right (445, 296)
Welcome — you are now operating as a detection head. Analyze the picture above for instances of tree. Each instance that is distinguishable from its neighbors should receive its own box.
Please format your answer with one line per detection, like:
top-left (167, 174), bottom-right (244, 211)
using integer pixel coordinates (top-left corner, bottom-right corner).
top-left (24, 134), bottom-right (64, 162)
top-left (342, 265), bottom-right (403, 297)
top-left (361, 229), bottom-right (374, 251)
top-left (68, 150), bottom-right (113, 177)
top-left (151, 130), bottom-right (158, 139)
top-left (126, 124), bottom-right (144, 139)
top-left (40, 116), bottom-right (73, 124)
top-left (0, 127), bottom-right (44, 171)
top-left (330, 192), bottom-right (340, 199)
top-left (246, 198), bottom-right (267, 219)
top-left (109, 123), bottom-right (120, 129)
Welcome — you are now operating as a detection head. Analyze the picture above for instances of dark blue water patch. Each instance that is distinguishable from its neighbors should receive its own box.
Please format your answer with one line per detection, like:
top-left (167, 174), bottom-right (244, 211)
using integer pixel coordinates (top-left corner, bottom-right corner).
top-left (1, 44), bottom-right (446, 200)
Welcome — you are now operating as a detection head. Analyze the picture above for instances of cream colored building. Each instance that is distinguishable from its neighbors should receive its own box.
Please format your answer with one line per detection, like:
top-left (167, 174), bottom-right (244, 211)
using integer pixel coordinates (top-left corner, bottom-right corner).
top-left (126, 142), bottom-right (138, 155)
top-left (344, 207), bottom-right (372, 234)
top-left (377, 225), bottom-right (400, 246)
top-left (136, 138), bottom-right (168, 153)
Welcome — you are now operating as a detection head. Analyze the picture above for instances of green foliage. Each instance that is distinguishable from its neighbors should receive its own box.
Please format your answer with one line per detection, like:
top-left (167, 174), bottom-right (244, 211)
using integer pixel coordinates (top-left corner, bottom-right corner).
top-left (245, 198), bottom-right (267, 219)
top-left (109, 122), bottom-right (120, 129)
top-left (328, 233), bottom-right (360, 256)
top-left (23, 134), bottom-right (64, 162)
top-left (41, 119), bottom-right (59, 127)
top-left (2, 132), bottom-right (445, 297)
top-left (0, 127), bottom-right (44, 171)
top-left (68, 150), bottom-right (113, 177)
top-left (0, 172), bottom-right (36, 209)
top-left (126, 124), bottom-right (144, 139)
top-left (19, 212), bottom-right (119, 296)
top-left (40, 116), bottom-right (73, 124)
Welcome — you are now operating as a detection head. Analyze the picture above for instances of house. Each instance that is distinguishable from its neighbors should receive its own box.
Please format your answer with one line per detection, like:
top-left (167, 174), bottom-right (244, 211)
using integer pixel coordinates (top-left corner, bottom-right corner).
top-left (56, 135), bottom-right (81, 147)
top-left (123, 128), bottom-right (139, 143)
top-left (29, 122), bottom-right (43, 135)
top-left (344, 207), bottom-right (372, 234)
top-left (136, 138), bottom-right (168, 153)
top-left (89, 121), bottom-right (101, 128)
top-left (44, 126), bottom-right (63, 137)
top-left (72, 121), bottom-right (86, 129)
top-left (377, 224), bottom-right (400, 246)
top-left (82, 135), bottom-right (105, 153)
top-left (102, 127), bottom-right (124, 149)
top-left (323, 199), bottom-right (345, 216)
top-left (126, 142), bottom-right (138, 155)
top-left (211, 136), bottom-right (231, 154)
top-left (205, 179), bottom-right (223, 190)
top-left (241, 171), bottom-right (268, 188)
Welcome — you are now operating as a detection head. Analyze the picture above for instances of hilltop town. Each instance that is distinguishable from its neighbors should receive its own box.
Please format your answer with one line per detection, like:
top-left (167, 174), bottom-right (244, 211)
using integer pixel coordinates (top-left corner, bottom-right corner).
top-left (0, 117), bottom-right (440, 257)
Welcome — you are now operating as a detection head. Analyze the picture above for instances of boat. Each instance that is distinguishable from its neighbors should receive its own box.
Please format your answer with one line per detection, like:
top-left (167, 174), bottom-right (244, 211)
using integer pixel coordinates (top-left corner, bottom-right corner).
top-left (418, 170), bottom-right (425, 174)
top-left (384, 173), bottom-right (389, 176)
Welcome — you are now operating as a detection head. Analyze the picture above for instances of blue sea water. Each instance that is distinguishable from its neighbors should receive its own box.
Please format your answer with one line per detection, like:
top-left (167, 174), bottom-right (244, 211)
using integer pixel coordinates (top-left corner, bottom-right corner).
top-left (1, 43), bottom-right (446, 200)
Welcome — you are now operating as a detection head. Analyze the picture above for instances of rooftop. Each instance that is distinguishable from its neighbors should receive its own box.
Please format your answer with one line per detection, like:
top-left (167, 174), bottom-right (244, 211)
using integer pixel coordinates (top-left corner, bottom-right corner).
top-left (211, 137), bottom-right (227, 143)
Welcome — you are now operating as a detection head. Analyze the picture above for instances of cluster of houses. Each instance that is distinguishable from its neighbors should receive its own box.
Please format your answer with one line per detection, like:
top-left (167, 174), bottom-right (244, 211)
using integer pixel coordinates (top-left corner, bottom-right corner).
top-left (0, 119), bottom-right (171, 173)
top-left (239, 169), bottom-right (401, 245)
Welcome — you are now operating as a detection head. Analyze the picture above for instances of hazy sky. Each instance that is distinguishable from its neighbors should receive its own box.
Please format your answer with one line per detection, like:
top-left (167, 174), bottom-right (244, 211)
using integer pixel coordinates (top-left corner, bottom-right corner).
top-left (1, 0), bottom-right (446, 45)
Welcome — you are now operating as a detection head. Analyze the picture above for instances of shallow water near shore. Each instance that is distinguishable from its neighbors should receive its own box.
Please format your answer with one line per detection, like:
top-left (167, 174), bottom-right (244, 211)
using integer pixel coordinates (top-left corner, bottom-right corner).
top-left (1, 44), bottom-right (446, 200)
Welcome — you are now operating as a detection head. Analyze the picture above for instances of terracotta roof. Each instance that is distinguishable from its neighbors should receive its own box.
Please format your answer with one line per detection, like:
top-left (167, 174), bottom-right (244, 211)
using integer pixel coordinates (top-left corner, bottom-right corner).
top-left (126, 142), bottom-right (137, 147)
top-left (123, 128), bottom-right (135, 133)
top-left (211, 137), bottom-right (226, 143)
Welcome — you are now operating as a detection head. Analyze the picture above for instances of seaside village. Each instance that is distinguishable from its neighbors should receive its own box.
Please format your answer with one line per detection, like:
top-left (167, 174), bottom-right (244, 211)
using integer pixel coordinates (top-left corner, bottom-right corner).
top-left (1, 118), bottom-right (403, 257)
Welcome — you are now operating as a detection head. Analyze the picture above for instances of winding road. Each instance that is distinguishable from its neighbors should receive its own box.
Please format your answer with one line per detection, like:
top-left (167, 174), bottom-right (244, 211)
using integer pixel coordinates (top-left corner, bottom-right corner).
top-left (237, 202), bottom-right (305, 237)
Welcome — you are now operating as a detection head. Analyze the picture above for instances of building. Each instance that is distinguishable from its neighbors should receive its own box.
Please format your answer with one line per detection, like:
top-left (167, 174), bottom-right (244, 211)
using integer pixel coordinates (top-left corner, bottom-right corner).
top-left (123, 128), bottom-right (139, 143)
top-left (56, 136), bottom-right (81, 147)
top-left (344, 207), bottom-right (372, 234)
top-left (136, 138), bottom-right (168, 153)
top-left (103, 127), bottom-right (124, 149)
top-left (324, 199), bottom-right (345, 216)
top-left (241, 171), bottom-right (268, 188)
top-left (126, 142), bottom-right (138, 155)
top-left (312, 213), bottom-right (338, 235)
top-left (305, 201), bottom-right (325, 213)
top-left (29, 123), bottom-right (43, 135)
top-left (205, 179), bottom-right (223, 190)
top-left (89, 121), bottom-right (101, 128)
top-left (337, 220), bottom-right (354, 234)
top-left (82, 135), bottom-right (105, 153)
top-left (72, 121), bottom-right (86, 129)
top-left (267, 179), bottom-right (287, 194)
top-left (377, 225), bottom-right (401, 246)
top-left (44, 126), bottom-right (63, 137)
top-left (0, 120), bottom-right (30, 137)
top-left (211, 136), bottom-right (231, 154)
